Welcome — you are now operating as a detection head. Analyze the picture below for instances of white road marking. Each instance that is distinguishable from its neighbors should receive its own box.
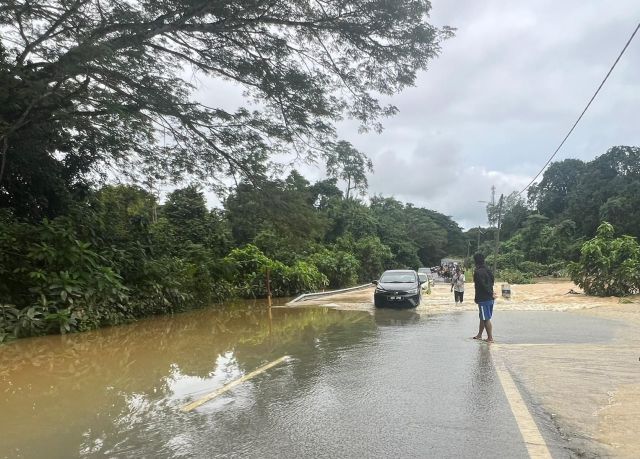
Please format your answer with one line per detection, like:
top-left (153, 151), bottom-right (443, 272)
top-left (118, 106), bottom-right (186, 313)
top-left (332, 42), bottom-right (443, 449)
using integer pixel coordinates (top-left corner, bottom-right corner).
top-left (493, 351), bottom-right (553, 459)
top-left (181, 356), bottom-right (290, 412)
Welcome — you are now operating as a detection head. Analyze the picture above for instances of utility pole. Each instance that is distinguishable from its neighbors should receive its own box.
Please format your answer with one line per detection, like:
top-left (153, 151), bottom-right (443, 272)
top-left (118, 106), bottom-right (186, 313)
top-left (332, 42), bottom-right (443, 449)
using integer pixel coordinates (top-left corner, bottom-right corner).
top-left (492, 194), bottom-right (504, 274)
top-left (266, 267), bottom-right (273, 335)
top-left (476, 226), bottom-right (481, 251)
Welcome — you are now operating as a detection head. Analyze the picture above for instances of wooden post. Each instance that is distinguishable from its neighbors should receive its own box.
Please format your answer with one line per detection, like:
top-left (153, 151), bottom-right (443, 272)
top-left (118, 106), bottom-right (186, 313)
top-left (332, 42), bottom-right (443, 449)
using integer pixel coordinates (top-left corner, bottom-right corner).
top-left (266, 267), bottom-right (272, 309)
top-left (266, 268), bottom-right (273, 335)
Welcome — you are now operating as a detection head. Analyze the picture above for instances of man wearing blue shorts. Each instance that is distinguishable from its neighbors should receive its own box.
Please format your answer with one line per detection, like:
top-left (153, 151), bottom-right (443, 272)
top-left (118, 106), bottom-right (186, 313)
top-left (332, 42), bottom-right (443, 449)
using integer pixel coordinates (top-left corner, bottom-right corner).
top-left (472, 253), bottom-right (496, 342)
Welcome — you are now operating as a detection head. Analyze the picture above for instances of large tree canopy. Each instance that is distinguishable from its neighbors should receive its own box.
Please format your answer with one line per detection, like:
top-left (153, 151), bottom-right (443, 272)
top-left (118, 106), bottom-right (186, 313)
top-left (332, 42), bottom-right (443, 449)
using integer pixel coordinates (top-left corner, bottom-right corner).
top-left (0, 0), bottom-right (453, 218)
top-left (523, 146), bottom-right (640, 239)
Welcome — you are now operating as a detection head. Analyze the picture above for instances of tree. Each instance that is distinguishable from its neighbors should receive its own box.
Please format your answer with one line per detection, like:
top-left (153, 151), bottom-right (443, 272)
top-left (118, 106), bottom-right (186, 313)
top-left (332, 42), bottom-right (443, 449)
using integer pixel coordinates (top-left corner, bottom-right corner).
top-left (0, 1), bottom-right (453, 215)
top-left (308, 248), bottom-right (359, 288)
top-left (94, 185), bottom-right (156, 277)
top-left (161, 185), bottom-right (210, 246)
top-left (599, 183), bottom-right (640, 238)
top-left (325, 141), bottom-right (373, 199)
top-left (354, 236), bottom-right (392, 281)
top-left (566, 146), bottom-right (640, 238)
top-left (419, 208), bottom-right (465, 260)
top-left (493, 192), bottom-right (532, 240)
top-left (163, 185), bottom-right (207, 224)
top-left (225, 172), bottom-right (326, 252)
top-left (528, 159), bottom-right (585, 219)
top-left (308, 178), bottom-right (343, 210)
top-left (516, 214), bottom-right (551, 263)
top-left (325, 198), bottom-right (377, 242)
top-left (569, 222), bottom-right (640, 296)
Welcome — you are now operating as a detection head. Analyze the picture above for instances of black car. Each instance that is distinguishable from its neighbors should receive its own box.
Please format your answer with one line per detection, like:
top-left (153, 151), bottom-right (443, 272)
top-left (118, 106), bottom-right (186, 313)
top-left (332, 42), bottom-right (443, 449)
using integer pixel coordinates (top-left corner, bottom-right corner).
top-left (373, 269), bottom-right (423, 309)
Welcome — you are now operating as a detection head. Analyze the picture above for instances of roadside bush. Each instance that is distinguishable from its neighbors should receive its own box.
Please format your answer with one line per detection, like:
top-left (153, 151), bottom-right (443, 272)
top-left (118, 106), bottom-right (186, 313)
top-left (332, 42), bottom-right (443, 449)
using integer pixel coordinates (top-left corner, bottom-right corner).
top-left (131, 257), bottom-right (196, 316)
top-left (0, 215), bottom-right (129, 340)
top-left (223, 244), bottom-right (271, 298)
top-left (223, 245), bottom-right (328, 298)
top-left (568, 222), bottom-right (640, 296)
top-left (354, 236), bottom-right (392, 282)
top-left (283, 261), bottom-right (329, 295)
top-left (497, 269), bottom-right (533, 284)
top-left (517, 261), bottom-right (567, 277)
top-left (518, 261), bottom-right (548, 276)
top-left (491, 250), bottom-right (525, 271)
top-left (308, 248), bottom-right (359, 288)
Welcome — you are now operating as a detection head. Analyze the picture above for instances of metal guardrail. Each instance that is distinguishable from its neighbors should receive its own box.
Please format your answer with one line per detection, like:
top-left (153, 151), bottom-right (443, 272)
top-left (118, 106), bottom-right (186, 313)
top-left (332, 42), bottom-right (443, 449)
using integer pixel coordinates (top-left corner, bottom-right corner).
top-left (287, 283), bottom-right (374, 304)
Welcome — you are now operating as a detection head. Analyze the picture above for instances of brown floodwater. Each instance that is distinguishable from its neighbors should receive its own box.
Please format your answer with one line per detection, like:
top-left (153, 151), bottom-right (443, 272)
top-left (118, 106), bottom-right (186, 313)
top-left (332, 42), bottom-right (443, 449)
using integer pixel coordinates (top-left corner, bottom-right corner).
top-left (0, 301), bottom-right (377, 458)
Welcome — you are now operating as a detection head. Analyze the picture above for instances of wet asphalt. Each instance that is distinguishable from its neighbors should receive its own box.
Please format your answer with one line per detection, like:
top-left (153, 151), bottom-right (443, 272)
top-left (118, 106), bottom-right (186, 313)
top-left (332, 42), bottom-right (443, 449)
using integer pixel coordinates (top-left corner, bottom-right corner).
top-left (162, 310), bottom-right (613, 458)
top-left (213, 310), bottom-right (534, 459)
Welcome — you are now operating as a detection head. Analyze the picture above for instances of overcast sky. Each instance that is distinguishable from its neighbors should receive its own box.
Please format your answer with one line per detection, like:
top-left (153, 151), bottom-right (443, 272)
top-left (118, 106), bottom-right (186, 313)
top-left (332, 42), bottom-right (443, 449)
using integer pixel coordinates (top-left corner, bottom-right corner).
top-left (199, 1), bottom-right (640, 230)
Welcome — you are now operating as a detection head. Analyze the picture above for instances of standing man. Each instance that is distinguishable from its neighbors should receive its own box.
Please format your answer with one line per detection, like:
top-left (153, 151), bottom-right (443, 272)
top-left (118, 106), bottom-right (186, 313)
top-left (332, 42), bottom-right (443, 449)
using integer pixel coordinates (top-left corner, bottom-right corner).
top-left (472, 253), bottom-right (496, 342)
top-left (451, 266), bottom-right (465, 305)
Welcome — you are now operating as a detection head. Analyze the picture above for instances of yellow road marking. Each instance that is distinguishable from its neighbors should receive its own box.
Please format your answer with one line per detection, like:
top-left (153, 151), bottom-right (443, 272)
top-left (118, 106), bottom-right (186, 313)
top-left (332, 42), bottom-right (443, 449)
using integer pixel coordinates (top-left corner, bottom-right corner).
top-left (493, 353), bottom-right (553, 459)
top-left (181, 356), bottom-right (290, 412)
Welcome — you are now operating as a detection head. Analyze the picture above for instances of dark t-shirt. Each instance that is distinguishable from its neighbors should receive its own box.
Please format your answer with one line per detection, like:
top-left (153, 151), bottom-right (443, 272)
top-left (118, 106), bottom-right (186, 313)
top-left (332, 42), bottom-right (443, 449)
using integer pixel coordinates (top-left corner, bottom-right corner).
top-left (473, 264), bottom-right (494, 302)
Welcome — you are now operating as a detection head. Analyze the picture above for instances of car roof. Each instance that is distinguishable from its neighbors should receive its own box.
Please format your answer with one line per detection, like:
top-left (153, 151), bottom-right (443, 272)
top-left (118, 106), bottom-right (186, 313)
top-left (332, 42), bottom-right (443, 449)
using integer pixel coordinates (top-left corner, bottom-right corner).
top-left (382, 269), bottom-right (416, 274)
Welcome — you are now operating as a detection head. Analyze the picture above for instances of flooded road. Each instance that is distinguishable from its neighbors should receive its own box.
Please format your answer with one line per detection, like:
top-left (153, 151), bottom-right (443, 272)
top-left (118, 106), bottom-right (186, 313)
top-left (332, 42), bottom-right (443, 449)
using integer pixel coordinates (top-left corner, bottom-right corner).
top-left (0, 294), bottom-right (632, 458)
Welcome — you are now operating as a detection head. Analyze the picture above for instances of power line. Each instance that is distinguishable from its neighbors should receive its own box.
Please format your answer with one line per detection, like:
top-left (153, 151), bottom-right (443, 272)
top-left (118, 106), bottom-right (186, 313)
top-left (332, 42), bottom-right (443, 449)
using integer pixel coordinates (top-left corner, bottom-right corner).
top-left (519, 21), bottom-right (640, 196)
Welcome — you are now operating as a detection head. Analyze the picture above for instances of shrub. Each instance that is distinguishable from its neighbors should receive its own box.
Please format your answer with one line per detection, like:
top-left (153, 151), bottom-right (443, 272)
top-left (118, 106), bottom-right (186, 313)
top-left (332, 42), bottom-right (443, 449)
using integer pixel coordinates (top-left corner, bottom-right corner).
top-left (222, 245), bottom-right (327, 298)
top-left (308, 248), bottom-right (359, 288)
top-left (284, 261), bottom-right (329, 294)
top-left (0, 215), bottom-right (129, 338)
top-left (497, 269), bottom-right (533, 284)
top-left (568, 222), bottom-right (640, 296)
top-left (518, 261), bottom-right (548, 276)
top-left (354, 236), bottom-right (392, 282)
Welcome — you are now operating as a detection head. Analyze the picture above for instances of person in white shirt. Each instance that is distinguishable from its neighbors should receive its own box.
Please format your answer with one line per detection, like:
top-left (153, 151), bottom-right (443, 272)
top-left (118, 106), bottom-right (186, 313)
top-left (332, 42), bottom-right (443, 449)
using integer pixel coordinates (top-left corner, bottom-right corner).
top-left (450, 266), bottom-right (465, 304)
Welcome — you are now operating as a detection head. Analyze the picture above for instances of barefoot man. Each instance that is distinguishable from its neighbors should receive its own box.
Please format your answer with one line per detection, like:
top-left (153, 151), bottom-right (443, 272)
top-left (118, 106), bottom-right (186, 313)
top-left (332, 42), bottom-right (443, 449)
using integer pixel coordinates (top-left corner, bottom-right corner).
top-left (472, 253), bottom-right (496, 342)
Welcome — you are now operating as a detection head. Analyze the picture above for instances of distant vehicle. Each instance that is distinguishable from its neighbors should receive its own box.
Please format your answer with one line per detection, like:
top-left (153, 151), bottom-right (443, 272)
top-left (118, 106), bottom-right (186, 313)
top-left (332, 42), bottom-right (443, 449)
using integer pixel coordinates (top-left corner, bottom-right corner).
top-left (417, 272), bottom-right (430, 292)
top-left (418, 267), bottom-right (435, 282)
top-left (373, 270), bottom-right (424, 309)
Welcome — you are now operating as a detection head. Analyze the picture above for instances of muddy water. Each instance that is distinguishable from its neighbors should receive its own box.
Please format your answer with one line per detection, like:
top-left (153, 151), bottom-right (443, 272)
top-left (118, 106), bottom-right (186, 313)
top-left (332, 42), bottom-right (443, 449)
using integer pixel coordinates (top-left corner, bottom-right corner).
top-left (0, 302), bottom-right (376, 458)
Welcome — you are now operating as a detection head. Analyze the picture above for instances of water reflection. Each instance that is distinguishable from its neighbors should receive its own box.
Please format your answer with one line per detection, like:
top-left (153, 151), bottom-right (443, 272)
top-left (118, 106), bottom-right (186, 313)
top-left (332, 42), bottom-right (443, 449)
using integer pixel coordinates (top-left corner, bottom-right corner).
top-left (0, 305), bottom-right (374, 458)
top-left (373, 308), bottom-right (421, 327)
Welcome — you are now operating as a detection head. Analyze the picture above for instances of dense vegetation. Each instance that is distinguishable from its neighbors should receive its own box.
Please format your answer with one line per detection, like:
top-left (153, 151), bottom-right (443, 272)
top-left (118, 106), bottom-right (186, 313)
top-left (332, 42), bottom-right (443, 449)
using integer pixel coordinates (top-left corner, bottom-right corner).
top-left (476, 146), bottom-right (640, 289)
top-left (0, 176), bottom-right (465, 341)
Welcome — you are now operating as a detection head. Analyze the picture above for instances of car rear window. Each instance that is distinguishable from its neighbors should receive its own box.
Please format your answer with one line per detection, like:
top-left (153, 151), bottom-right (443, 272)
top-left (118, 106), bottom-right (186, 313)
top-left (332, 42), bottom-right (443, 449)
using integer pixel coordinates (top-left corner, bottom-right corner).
top-left (380, 272), bottom-right (416, 283)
